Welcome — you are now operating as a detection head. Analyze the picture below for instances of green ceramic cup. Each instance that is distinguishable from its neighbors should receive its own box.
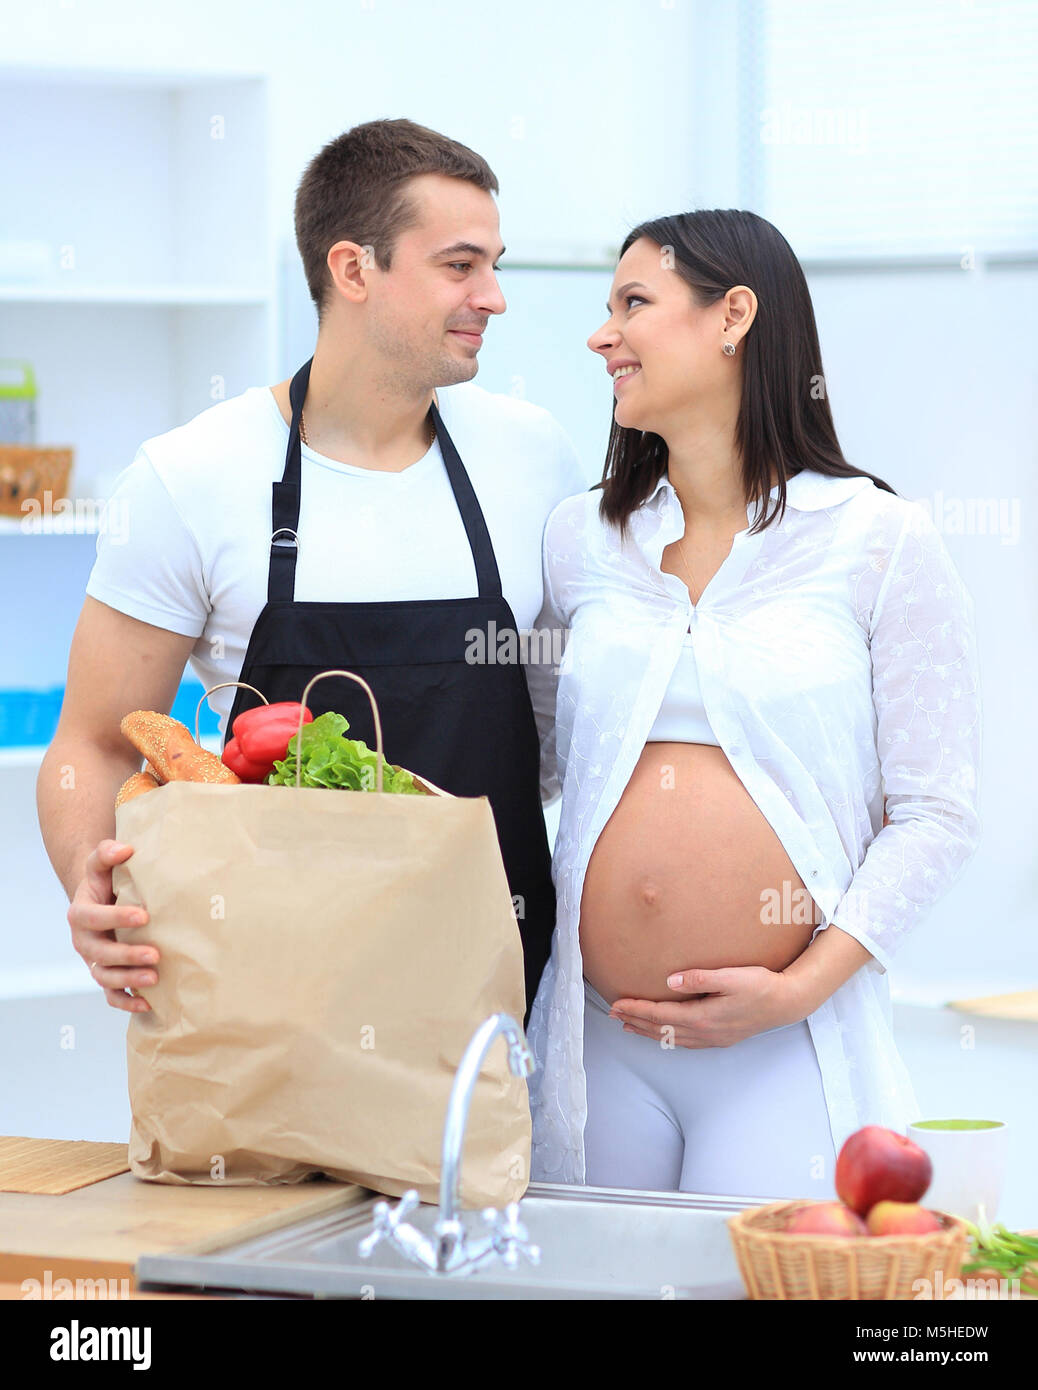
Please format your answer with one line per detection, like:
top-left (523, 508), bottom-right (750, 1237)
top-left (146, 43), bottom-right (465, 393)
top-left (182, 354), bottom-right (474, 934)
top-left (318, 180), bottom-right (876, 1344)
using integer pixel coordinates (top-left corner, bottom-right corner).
top-left (908, 1119), bottom-right (1009, 1224)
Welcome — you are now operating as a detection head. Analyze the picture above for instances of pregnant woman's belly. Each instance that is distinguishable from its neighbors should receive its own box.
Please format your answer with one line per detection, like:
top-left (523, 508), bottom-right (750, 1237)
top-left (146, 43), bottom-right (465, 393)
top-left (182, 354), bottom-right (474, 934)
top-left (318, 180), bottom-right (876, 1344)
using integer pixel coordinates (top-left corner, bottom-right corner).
top-left (578, 742), bottom-right (820, 1006)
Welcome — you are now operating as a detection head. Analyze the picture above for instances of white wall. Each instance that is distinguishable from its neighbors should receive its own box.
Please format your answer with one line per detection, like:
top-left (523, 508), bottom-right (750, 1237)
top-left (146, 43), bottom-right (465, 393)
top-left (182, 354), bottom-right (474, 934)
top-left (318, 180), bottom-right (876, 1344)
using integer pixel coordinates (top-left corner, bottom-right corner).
top-left (3, 0), bottom-right (703, 262)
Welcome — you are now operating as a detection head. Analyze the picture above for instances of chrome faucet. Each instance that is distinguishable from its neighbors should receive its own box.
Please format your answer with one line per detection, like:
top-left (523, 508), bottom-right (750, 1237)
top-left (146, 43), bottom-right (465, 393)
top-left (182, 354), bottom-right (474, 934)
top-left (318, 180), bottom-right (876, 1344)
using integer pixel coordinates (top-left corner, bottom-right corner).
top-left (357, 1013), bottom-right (541, 1276)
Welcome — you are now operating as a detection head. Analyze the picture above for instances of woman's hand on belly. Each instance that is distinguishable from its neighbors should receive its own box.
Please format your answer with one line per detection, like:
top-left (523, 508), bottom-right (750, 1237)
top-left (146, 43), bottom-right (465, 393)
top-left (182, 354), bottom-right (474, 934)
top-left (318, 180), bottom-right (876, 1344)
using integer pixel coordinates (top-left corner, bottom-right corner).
top-left (609, 963), bottom-right (805, 1048)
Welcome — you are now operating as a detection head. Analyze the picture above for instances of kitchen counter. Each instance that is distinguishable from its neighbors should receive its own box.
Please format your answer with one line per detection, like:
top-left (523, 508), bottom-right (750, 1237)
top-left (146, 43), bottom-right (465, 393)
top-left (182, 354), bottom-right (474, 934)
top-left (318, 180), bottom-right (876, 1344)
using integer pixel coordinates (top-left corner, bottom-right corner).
top-left (0, 1166), bottom-right (367, 1294)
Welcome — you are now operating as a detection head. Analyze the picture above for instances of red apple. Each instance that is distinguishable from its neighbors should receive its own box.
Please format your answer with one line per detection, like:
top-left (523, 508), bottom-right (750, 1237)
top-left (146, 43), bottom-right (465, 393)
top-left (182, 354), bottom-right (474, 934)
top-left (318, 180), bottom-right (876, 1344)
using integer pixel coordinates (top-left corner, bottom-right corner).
top-left (835, 1125), bottom-right (932, 1215)
top-left (785, 1201), bottom-right (869, 1237)
top-left (865, 1200), bottom-right (943, 1236)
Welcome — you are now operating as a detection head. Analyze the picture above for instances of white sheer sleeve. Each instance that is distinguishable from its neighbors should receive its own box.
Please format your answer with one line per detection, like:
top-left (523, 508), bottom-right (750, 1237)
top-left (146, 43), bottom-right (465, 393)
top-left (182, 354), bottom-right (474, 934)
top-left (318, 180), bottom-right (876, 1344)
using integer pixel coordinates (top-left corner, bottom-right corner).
top-left (825, 501), bottom-right (982, 972)
top-left (523, 504), bottom-right (571, 808)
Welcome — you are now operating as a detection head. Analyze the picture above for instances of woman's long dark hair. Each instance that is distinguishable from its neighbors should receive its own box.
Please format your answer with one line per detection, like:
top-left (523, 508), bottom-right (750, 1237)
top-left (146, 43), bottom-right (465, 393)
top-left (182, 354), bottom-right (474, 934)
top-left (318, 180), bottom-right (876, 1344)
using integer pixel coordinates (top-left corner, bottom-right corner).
top-left (597, 210), bottom-right (898, 538)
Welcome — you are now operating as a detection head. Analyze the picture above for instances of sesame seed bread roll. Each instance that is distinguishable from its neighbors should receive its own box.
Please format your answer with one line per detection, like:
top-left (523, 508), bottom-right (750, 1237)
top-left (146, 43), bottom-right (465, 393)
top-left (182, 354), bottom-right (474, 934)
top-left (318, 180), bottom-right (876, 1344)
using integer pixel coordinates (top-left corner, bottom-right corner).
top-left (120, 710), bottom-right (240, 785)
top-left (164, 724), bottom-right (241, 784)
top-left (119, 710), bottom-right (183, 782)
top-left (115, 770), bottom-right (161, 807)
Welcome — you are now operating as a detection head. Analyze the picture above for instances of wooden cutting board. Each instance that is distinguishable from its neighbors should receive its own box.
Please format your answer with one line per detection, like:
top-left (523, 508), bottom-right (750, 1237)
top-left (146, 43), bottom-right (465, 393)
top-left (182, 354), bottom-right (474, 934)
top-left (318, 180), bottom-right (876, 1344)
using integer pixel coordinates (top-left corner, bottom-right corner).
top-left (0, 1139), bottom-right (366, 1291)
top-left (946, 990), bottom-right (1038, 1022)
top-left (0, 1136), bottom-right (130, 1194)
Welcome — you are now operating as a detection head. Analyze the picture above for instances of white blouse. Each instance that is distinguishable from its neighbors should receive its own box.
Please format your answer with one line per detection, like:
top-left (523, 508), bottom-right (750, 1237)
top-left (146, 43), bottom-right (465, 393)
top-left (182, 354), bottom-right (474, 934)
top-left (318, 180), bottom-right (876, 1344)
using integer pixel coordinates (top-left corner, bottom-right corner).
top-left (526, 467), bottom-right (982, 1186)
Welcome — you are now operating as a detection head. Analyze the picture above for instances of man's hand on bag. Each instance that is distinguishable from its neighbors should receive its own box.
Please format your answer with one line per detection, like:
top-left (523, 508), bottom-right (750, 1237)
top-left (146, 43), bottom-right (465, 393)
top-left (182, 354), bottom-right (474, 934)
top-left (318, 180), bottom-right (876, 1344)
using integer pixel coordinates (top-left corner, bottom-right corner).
top-left (67, 839), bottom-right (157, 1013)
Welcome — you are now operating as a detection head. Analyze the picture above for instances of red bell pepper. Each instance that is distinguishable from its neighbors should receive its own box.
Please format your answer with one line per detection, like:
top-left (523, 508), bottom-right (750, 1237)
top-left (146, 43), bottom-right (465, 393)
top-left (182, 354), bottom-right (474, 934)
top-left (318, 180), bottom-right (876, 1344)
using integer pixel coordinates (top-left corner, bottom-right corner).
top-left (232, 701), bottom-right (314, 766)
top-left (222, 736), bottom-right (275, 783)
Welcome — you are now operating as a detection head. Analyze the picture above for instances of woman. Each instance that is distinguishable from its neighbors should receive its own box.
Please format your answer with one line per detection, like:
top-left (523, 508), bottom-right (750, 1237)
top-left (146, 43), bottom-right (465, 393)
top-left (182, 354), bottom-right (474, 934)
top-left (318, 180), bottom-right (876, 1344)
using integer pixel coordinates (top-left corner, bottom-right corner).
top-left (526, 209), bottom-right (981, 1198)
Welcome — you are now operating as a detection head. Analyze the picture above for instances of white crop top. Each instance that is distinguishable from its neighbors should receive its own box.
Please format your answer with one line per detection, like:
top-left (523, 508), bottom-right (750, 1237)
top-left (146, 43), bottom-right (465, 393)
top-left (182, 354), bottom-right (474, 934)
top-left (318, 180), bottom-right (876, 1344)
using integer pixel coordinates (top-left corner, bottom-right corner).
top-left (645, 630), bottom-right (720, 746)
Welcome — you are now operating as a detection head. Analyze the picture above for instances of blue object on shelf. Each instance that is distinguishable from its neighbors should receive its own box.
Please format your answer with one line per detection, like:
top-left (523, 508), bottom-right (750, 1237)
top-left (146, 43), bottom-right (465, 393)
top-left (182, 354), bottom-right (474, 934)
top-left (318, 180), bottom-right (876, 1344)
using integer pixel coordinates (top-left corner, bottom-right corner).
top-left (0, 682), bottom-right (222, 748)
top-left (170, 683), bottom-right (223, 740)
top-left (0, 688), bottom-right (64, 746)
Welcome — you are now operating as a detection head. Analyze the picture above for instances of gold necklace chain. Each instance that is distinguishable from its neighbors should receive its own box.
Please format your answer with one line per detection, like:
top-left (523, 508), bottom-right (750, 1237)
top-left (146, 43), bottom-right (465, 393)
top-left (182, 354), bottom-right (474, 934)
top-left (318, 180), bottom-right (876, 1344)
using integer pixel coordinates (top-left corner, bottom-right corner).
top-left (675, 533), bottom-right (699, 601)
top-left (298, 407), bottom-right (434, 451)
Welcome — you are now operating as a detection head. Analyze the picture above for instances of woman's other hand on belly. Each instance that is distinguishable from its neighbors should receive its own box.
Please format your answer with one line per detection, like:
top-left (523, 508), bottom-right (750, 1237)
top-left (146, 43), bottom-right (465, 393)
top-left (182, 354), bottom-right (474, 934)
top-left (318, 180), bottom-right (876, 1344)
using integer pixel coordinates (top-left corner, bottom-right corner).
top-left (609, 964), bottom-right (805, 1048)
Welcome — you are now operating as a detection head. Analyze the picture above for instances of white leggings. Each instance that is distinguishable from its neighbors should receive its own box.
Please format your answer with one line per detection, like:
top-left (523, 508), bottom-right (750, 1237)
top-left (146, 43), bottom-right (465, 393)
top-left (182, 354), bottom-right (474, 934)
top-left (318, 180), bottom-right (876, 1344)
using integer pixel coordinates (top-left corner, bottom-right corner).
top-left (581, 977), bottom-right (837, 1200)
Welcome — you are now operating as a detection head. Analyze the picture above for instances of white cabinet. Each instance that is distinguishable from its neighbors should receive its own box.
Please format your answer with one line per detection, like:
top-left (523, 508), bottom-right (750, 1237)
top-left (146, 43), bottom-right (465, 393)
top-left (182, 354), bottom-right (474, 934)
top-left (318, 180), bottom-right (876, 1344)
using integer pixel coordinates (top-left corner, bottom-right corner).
top-left (0, 64), bottom-right (277, 501)
top-left (0, 64), bottom-right (278, 1004)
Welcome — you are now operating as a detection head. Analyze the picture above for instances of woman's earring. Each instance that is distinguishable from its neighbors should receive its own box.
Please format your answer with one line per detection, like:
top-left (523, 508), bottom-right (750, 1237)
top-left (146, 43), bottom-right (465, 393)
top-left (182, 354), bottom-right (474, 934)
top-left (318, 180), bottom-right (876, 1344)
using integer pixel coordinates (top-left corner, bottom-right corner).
top-left (722, 337), bottom-right (736, 356)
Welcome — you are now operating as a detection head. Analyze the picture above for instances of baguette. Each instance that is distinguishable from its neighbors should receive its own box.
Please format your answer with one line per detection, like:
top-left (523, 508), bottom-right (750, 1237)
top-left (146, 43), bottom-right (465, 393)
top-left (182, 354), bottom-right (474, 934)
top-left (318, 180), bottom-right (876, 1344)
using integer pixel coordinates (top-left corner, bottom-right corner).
top-left (120, 710), bottom-right (183, 782)
top-left (164, 724), bottom-right (241, 784)
top-left (115, 770), bottom-right (161, 807)
top-left (119, 709), bottom-right (241, 785)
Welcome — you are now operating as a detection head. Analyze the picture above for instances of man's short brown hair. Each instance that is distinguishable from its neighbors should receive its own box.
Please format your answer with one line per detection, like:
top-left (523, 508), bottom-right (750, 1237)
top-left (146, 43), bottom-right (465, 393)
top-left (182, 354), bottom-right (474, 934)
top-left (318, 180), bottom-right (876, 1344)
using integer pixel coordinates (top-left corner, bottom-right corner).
top-left (293, 118), bottom-right (499, 325)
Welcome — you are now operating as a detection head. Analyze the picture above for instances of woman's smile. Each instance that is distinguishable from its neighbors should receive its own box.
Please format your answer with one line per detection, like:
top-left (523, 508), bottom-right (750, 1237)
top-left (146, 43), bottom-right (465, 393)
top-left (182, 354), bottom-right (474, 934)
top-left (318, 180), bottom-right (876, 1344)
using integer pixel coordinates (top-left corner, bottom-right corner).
top-left (613, 365), bottom-right (642, 392)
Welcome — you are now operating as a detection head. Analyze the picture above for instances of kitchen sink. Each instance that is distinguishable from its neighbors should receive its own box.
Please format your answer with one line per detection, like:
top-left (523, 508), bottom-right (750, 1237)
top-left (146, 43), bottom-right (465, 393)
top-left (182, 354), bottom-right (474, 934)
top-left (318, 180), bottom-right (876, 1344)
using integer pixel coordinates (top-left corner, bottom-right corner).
top-left (136, 1181), bottom-right (765, 1299)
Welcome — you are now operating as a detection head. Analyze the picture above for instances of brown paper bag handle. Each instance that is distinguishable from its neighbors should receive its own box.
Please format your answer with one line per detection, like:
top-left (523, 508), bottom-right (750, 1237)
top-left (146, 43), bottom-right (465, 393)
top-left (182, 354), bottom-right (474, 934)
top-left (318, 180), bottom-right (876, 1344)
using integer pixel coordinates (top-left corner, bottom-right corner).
top-left (195, 672), bottom-right (386, 793)
top-left (194, 681), bottom-right (269, 747)
top-left (297, 669), bottom-right (386, 794)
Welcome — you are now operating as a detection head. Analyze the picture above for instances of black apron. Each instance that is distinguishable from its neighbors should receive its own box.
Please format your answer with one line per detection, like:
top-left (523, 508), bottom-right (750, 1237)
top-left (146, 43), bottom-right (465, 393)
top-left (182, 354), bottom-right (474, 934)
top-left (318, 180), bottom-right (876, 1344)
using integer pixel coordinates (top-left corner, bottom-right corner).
top-left (225, 358), bottom-right (555, 1026)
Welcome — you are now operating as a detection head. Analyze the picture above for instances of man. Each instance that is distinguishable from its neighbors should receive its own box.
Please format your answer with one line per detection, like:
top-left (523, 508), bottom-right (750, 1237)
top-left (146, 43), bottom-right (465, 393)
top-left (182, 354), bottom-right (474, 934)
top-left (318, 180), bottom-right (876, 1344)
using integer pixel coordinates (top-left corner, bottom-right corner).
top-left (39, 118), bottom-right (585, 1027)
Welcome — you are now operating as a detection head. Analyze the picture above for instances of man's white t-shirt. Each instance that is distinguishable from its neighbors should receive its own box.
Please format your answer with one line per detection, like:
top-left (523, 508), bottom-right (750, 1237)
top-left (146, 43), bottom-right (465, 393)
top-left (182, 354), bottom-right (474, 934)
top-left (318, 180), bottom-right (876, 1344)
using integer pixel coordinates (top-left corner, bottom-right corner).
top-left (85, 380), bottom-right (587, 794)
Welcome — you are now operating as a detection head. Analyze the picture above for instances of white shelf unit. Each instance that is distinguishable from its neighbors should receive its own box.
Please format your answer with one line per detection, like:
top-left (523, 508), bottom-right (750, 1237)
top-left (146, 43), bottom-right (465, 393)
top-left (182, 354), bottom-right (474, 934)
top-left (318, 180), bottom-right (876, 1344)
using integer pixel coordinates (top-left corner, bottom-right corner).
top-left (0, 65), bottom-right (279, 1006)
top-left (0, 63), bottom-right (278, 503)
top-left (0, 737), bottom-right (223, 770)
top-left (0, 514), bottom-right (100, 533)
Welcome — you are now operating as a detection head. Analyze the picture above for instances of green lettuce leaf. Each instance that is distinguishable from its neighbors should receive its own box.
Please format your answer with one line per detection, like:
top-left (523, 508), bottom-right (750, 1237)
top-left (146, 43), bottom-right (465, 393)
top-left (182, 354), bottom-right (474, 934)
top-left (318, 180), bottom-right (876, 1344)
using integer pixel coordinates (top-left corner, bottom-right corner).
top-left (266, 710), bottom-right (425, 794)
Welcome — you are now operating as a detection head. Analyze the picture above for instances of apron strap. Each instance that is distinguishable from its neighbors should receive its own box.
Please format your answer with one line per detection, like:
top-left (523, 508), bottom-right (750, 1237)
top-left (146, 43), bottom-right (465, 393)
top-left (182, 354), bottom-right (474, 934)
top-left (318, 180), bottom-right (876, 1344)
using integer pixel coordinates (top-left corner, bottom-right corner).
top-left (267, 357), bottom-right (502, 603)
top-left (428, 400), bottom-right (502, 601)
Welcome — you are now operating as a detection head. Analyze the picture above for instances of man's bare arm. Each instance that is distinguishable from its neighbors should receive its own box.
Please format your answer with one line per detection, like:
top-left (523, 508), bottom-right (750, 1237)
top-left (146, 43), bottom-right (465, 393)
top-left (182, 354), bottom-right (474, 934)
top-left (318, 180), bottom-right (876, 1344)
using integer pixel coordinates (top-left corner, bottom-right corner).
top-left (37, 597), bottom-right (198, 1009)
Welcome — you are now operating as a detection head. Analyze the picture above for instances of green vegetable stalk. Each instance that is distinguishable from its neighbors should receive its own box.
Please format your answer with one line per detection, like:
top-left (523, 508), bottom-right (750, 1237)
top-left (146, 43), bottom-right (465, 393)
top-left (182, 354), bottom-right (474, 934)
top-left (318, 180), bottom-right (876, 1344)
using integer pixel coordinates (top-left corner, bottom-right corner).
top-left (266, 711), bottom-right (426, 794)
top-left (960, 1212), bottom-right (1038, 1291)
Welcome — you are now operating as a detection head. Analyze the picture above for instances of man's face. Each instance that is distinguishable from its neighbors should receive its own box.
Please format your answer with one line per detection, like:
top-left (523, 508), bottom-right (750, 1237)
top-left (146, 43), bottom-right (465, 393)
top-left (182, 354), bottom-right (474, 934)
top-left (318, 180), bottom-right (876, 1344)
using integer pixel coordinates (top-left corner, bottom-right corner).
top-left (362, 173), bottom-right (507, 390)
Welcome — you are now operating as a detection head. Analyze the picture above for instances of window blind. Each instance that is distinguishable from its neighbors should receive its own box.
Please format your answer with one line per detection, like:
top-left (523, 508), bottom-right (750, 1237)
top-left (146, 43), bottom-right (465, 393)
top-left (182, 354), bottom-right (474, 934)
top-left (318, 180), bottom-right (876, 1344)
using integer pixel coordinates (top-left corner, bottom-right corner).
top-left (746, 0), bottom-right (1038, 258)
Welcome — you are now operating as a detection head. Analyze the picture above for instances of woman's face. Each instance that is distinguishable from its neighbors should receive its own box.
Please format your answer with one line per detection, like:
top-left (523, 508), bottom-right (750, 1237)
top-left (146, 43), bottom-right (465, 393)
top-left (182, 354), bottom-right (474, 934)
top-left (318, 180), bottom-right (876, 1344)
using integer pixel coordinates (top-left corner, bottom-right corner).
top-left (588, 237), bottom-right (740, 438)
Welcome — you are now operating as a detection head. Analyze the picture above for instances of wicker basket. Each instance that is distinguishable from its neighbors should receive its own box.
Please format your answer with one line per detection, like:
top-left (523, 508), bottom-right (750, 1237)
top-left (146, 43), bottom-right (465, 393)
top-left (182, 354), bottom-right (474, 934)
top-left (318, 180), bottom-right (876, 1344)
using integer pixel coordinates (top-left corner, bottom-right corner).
top-left (727, 1198), bottom-right (970, 1300)
top-left (0, 445), bottom-right (74, 517)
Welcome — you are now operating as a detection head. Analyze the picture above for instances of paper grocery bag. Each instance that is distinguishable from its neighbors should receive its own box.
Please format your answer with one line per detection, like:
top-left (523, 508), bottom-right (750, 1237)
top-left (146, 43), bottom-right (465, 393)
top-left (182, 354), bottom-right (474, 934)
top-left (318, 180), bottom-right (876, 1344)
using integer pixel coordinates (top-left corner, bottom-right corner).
top-left (112, 779), bottom-right (531, 1208)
